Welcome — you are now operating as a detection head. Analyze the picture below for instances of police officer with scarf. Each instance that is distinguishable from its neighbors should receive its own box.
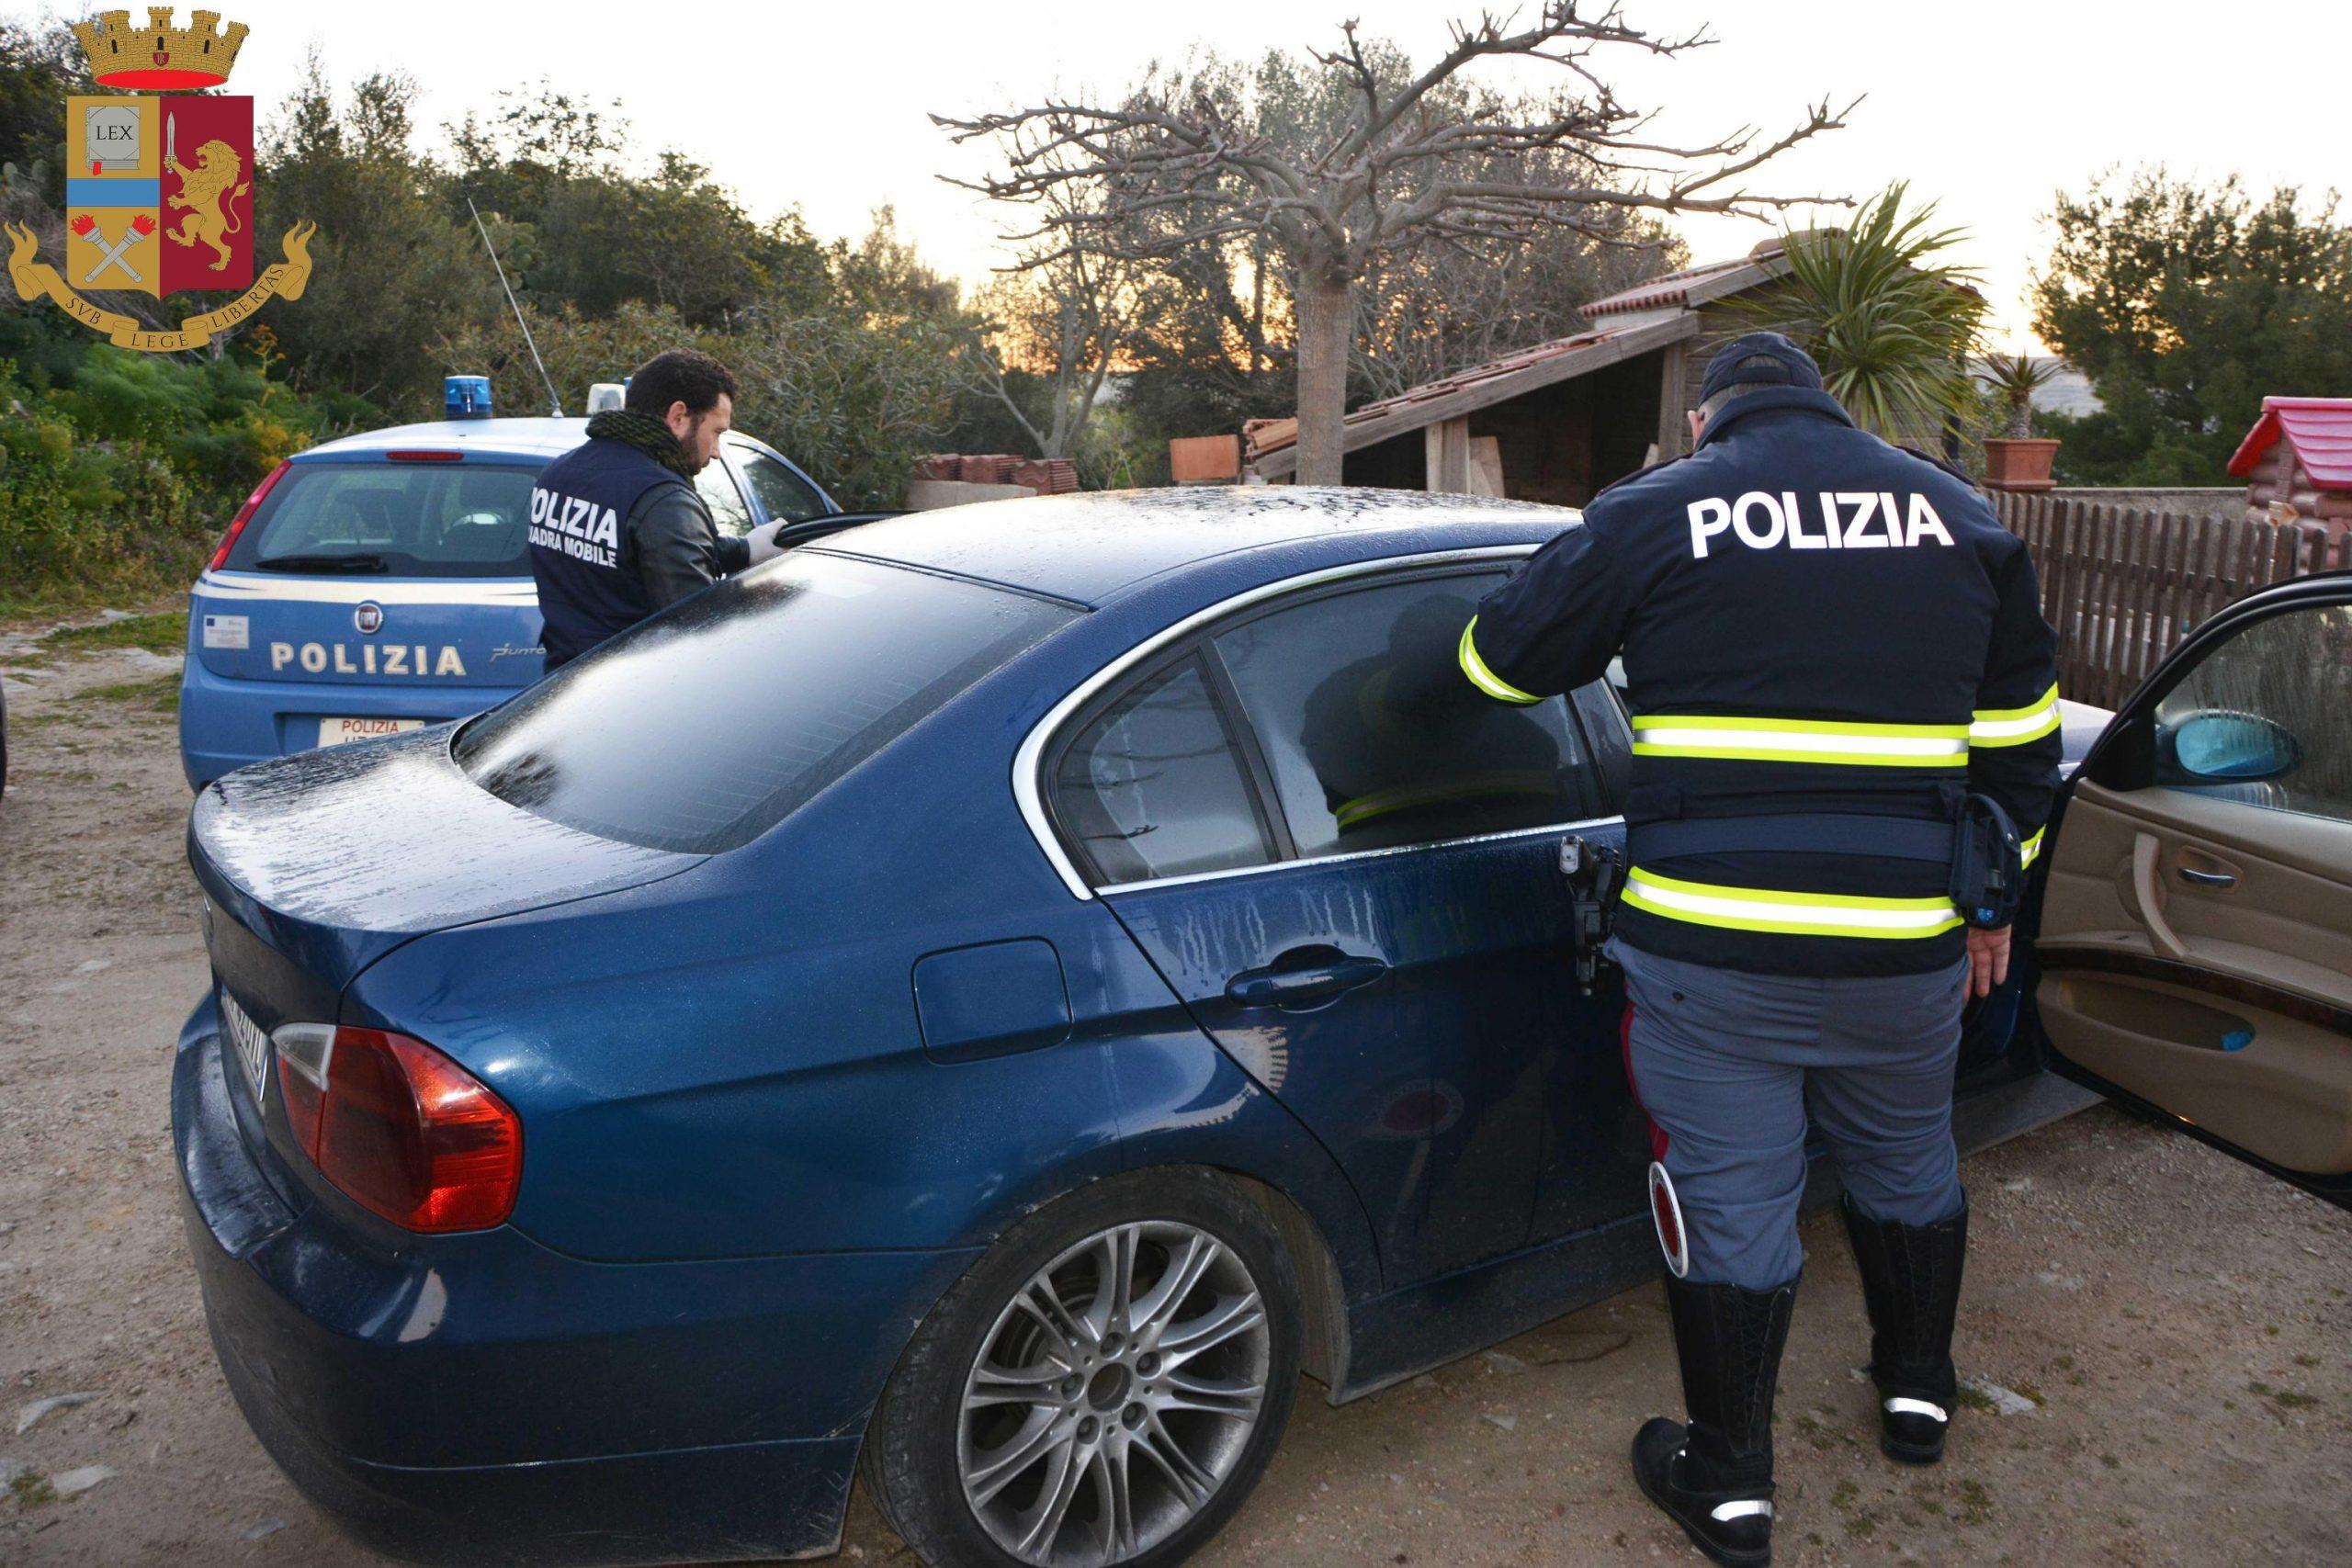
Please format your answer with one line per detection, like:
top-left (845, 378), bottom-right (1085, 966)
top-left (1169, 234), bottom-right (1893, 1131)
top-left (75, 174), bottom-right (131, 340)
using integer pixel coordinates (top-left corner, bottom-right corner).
top-left (527, 348), bottom-right (786, 671)
top-left (1460, 334), bottom-right (2063, 1565)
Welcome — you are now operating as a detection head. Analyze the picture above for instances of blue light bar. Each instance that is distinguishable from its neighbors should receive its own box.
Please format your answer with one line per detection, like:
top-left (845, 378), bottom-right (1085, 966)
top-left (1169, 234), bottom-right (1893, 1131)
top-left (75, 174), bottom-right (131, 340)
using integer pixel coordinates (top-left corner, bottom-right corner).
top-left (445, 375), bottom-right (493, 420)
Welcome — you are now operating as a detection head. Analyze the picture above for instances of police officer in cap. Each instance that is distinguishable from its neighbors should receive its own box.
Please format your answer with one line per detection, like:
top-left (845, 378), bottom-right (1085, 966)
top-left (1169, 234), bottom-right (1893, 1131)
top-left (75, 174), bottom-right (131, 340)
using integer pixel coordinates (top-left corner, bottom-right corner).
top-left (527, 348), bottom-right (788, 671)
top-left (1459, 333), bottom-right (2062, 1565)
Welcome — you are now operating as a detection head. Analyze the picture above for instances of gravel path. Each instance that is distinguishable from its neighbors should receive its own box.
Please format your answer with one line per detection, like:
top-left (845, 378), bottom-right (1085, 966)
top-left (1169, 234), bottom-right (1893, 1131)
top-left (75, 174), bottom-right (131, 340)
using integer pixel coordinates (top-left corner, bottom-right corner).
top-left (3, 626), bottom-right (2346, 1567)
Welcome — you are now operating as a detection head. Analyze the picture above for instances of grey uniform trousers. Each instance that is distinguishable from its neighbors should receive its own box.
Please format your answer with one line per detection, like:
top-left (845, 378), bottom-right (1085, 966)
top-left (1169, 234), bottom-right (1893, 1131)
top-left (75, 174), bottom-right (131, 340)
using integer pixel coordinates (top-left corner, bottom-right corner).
top-left (1612, 940), bottom-right (1970, 1291)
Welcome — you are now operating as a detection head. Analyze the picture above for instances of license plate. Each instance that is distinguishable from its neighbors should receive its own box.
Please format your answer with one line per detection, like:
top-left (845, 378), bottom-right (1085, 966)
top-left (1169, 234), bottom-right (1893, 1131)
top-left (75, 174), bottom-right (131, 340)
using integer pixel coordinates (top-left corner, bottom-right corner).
top-left (220, 988), bottom-right (270, 1108)
top-left (317, 716), bottom-right (426, 748)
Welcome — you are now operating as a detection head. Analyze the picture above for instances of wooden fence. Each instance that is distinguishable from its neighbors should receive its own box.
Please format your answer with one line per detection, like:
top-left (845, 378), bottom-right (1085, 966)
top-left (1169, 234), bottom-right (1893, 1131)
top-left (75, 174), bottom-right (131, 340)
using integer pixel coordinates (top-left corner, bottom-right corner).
top-left (1996, 492), bottom-right (2352, 708)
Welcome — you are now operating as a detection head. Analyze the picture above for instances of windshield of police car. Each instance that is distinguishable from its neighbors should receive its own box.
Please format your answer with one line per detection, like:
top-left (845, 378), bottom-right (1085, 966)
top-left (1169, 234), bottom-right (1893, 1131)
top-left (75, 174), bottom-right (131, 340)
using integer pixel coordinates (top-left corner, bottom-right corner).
top-left (224, 462), bottom-right (540, 579)
top-left (453, 553), bottom-right (1075, 852)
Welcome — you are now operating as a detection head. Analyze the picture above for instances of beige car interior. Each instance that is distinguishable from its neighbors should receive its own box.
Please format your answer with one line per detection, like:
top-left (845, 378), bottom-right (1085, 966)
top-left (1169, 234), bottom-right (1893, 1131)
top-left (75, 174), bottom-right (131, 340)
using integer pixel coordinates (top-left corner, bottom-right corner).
top-left (2037, 778), bottom-right (2352, 1175)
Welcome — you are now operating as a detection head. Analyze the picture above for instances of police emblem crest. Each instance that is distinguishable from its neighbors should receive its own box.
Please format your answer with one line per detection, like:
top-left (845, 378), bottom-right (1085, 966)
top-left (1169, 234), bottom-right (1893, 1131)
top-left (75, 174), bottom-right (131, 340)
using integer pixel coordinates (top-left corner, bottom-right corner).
top-left (4, 9), bottom-right (316, 352)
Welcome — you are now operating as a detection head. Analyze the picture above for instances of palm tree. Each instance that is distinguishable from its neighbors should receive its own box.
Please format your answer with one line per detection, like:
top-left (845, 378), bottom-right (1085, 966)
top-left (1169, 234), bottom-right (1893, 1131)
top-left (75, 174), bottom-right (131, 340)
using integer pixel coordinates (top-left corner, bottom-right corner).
top-left (1976, 350), bottom-right (2063, 438)
top-left (1731, 184), bottom-right (1987, 442)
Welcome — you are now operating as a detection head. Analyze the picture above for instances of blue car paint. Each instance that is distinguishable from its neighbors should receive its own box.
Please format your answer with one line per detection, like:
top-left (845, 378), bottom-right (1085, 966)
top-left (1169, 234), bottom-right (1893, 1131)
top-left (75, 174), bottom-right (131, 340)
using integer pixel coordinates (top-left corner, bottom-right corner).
top-left (177, 419), bottom-right (835, 789)
top-left (177, 997), bottom-right (893, 1562)
top-left (1107, 818), bottom-right (1633, 1283)
top-left (176, 491), bottom-right (2074, 1566)
top-left (912, 939), bottom-right (1076, 1061)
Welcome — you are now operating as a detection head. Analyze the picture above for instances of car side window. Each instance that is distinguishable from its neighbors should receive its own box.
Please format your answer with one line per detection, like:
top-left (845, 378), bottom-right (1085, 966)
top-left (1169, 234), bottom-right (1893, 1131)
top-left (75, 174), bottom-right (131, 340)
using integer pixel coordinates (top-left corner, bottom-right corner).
top-left (737, 449), bottom-right (830, 524)
top-left (2152, 604), bottom-right (2352, 823)
top-left (1210, 573), bottom-right (1611, 858)
top-left (1051, 655), bottom-right (1273, 886)
top-left (696, 459), bottom-right (753, 538)
top-left (1572, 682), bottom-right (1632, 813)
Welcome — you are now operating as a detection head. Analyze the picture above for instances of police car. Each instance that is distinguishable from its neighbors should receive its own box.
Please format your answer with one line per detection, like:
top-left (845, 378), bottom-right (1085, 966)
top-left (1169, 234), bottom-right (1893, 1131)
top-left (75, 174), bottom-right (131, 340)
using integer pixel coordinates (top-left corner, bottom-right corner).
top-left (178, 376), bottom-right (850, 787)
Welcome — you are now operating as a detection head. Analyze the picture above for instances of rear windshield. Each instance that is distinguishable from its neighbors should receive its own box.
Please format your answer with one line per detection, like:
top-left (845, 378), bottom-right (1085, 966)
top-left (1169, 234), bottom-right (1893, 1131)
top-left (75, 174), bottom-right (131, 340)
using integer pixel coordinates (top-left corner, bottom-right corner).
top-left (224, 461), bottom-right (539, 578)
top-left (453, 554), bottom-right (1076, 852)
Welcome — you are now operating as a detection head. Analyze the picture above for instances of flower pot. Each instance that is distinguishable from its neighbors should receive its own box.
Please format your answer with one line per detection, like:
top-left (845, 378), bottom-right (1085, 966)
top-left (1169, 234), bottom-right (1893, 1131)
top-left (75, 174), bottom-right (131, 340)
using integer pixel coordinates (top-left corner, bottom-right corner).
top-left (1982, 437), bottom-right (2060, 491)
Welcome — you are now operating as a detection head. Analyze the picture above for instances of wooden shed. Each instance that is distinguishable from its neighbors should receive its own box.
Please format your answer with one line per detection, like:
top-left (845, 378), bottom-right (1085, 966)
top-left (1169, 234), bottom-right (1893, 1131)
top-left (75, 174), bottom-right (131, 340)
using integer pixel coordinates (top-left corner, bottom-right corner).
top-left (1230, 233), bottom-right (1952, 503)
top-left (2228, 397), bottom-right (2352, 536)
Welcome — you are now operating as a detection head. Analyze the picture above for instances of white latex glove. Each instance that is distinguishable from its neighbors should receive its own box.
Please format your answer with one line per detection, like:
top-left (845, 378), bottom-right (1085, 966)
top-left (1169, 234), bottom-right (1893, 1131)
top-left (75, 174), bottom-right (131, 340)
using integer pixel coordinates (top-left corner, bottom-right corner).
top-left (744, 519), bottom-right (787, 565)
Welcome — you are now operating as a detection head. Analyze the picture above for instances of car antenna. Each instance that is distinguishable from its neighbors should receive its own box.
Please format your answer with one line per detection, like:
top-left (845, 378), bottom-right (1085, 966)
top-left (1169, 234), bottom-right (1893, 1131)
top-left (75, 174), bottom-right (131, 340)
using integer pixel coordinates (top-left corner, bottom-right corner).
top-left (467, 196), bottom-right (562, 417)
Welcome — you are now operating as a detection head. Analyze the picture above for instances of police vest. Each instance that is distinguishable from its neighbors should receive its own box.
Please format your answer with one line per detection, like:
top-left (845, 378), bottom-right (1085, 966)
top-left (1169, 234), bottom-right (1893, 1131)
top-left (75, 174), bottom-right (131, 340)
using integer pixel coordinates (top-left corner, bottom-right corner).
top-left (1460, 388), bottom-right (2064, 979)
top-left (526, 438), bottom-right (688, 669)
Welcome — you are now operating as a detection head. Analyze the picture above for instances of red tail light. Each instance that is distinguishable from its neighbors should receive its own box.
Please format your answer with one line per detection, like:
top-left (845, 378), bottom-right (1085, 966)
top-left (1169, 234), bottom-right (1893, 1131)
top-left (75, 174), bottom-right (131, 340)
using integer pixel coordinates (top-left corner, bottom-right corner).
top-left (207, 459), bottom-right (294, 571)
top-left (275, 1026), bottom-right (522, 1232)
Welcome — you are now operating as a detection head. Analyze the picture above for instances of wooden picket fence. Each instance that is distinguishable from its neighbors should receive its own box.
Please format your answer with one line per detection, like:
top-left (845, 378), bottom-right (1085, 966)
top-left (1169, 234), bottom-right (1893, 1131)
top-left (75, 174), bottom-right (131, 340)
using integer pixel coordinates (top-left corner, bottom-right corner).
top-left (1996, 492), bottom-right (2352, 709)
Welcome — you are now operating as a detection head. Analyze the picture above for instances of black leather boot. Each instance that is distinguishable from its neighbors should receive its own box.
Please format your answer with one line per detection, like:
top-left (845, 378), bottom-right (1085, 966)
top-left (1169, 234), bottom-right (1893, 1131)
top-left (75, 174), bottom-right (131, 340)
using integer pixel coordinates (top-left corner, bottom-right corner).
top-left (1841, 1192), bottom-right (1968, 1464)
top-left (1631, 1271), bottom-right (1797, 1568)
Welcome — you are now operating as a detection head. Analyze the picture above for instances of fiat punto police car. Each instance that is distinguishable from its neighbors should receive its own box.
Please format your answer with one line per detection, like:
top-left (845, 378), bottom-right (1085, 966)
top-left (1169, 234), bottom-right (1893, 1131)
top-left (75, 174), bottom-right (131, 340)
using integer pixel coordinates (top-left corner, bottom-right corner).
top-left (178, 377), bottom-right (845, 787)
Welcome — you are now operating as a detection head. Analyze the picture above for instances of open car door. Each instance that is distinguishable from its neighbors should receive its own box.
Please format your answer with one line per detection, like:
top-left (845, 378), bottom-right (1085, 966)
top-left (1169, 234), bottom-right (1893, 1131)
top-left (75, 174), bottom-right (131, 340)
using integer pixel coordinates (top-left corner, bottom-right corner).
top-left (2031, 571), bottom-right (2352, 1210)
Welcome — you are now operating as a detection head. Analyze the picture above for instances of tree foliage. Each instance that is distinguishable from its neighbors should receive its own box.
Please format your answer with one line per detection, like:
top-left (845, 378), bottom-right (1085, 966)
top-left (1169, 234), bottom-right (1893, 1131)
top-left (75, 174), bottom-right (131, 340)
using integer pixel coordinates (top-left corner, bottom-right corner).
top-left (0, 303), bottom-right (363, 599)
top-left (447, 85), bottom-right (832, 328)
top-left (0, 15), bottom-right (86, 208)
top-left (254, 57), bottom-right (507, 412)
top-left (439, 215), bottom-right (971, 511)
top-left (2030, 169), bottom-right (2352, 484)
top-left (1732, 185), bottom-right (1986, 443)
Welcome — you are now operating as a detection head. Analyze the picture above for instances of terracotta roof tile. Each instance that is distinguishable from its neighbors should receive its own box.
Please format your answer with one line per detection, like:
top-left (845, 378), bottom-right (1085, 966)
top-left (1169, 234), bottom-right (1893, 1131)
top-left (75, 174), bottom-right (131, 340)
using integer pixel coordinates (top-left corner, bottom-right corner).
top-left (1244, 324), bottom-right (1626, 459)
top-left (1581, 254), bottom-right (1761, 317)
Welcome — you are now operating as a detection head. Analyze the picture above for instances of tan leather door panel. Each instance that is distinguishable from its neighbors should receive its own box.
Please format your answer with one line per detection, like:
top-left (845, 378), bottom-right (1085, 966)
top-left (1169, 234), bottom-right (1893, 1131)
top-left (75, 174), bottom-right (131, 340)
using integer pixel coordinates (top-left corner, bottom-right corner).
top-left (2036, 781), bottom-right (2352, 1174)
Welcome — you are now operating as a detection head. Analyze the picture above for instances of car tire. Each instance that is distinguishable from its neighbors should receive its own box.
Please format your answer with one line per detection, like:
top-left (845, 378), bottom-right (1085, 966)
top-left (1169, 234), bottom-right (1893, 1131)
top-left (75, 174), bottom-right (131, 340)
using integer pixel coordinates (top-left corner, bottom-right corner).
top-left (863, 1168), bottom-right (1305, 1568)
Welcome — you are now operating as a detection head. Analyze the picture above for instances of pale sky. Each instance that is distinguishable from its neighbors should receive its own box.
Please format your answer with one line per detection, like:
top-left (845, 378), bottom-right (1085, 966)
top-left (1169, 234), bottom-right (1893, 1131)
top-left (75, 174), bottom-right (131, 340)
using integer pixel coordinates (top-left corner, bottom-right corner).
top-left (100, 0), bottom-right (2352, 351)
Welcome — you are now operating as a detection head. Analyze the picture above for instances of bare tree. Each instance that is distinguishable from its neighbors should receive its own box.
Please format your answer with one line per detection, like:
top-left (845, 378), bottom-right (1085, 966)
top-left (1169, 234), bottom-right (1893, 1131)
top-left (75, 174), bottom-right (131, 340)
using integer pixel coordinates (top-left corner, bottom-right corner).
top-left (1351, 146), bottom-right (1687, 400)
top-left (938, 2), bottom-right (1852, 484)
top-left (965, 189), bottom-right (1151, 459)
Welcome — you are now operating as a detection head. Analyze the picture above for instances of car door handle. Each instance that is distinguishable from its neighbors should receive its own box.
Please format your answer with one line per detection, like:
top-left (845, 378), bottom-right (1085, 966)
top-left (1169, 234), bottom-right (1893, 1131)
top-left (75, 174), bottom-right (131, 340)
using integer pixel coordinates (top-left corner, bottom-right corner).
top-left (2178, 867), bottom-right (2237, 889)
top-left (2131, 832), bottom-right (2189, 961)
top-left (1225, 952), bottom-right (1388, 1009)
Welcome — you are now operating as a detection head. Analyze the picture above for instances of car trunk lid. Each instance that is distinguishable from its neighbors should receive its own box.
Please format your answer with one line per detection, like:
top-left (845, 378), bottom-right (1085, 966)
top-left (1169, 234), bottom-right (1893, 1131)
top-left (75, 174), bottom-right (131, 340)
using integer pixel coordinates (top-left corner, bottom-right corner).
top-left (191, 723), bottom-right (701, 999)
top-left (190, 724), bottom-right (701, 1187)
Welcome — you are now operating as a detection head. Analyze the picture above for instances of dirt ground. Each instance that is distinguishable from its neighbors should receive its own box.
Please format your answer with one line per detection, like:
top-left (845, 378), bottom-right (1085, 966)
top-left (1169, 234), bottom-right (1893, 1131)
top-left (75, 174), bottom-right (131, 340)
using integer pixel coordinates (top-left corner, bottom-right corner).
top-left (3, 623), bottom-right (2347, 1568)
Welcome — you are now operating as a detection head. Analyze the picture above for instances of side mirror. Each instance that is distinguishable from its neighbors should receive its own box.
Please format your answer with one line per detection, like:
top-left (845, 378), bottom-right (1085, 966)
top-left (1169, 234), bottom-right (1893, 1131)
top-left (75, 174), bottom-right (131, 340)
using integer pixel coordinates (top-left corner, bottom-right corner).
top-left (2165, 711), bottom-right (2301, 783)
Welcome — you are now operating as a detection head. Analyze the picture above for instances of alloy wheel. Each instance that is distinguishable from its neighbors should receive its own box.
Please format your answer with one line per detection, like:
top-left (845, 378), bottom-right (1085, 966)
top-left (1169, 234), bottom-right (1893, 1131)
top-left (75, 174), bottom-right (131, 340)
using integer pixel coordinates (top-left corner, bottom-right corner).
top-left (956, 1220), bottom-right (1272, 1566)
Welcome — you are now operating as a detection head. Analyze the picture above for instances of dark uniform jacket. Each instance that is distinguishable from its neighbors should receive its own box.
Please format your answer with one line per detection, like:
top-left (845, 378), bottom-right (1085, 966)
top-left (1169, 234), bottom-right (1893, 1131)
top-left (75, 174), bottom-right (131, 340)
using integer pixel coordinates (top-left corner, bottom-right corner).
top-left (526, 437), bottom-right (751, 671)
top-left (1461, 387), bottom-right (2063, 978)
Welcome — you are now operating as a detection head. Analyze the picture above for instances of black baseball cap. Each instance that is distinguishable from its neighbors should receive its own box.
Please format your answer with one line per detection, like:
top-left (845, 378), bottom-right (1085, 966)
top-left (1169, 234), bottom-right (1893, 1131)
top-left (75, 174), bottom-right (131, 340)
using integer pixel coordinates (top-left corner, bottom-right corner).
top-left (1699, 331), bottom-right (1824, 406)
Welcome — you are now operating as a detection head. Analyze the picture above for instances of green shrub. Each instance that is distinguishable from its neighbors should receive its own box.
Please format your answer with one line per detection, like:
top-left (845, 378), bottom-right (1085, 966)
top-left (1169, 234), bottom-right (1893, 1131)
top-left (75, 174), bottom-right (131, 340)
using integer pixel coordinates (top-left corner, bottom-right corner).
top-left (0, 337), bottom-right (364, 613)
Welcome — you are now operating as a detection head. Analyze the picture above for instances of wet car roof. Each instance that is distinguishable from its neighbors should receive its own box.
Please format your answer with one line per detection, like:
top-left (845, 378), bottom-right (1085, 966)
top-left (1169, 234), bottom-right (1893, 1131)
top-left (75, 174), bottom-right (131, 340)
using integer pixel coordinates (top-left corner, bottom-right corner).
top-left (818, 485), bottom-right (1574, 607)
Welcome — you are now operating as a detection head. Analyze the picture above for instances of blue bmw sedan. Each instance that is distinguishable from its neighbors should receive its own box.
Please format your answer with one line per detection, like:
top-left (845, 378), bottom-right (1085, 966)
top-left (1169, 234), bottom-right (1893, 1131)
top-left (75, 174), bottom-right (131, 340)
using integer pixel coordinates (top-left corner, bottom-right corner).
top-left (176, 488), bottom-right (2348, 1567)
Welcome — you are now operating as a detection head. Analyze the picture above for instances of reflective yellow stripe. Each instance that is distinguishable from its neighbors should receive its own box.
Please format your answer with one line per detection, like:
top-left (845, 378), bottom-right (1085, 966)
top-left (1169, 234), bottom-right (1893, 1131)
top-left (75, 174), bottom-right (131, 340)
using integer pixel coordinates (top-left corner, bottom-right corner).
top-left (1458, 616), bottom-right (1541, 705)
top-left (1623, 867), bottom-right (1964, 941)
top-left (2019, 826), bottom-right (2045, 867)
top-left (1630, 714), bottom-right (1969, 768)
top-left (1973, 682), bottom-right (2062, 724)
top-left (1970, 682), bottom-right (2062, 748)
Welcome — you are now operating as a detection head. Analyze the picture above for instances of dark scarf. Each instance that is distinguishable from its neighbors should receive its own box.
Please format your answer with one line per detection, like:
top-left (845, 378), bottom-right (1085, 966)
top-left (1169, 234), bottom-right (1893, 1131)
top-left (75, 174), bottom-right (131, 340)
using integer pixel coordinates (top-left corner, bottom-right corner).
top-left (586, 408), bottom-right (695, 479)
